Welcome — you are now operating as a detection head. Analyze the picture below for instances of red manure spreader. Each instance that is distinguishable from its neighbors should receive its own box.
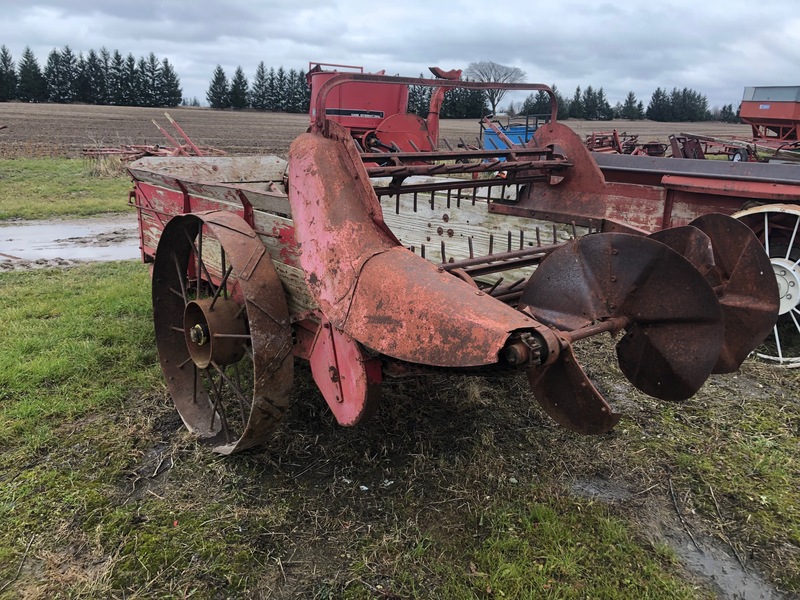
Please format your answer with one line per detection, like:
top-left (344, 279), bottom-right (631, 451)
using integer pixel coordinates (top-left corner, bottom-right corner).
top-left (127, 65), bottom-right (792, 454)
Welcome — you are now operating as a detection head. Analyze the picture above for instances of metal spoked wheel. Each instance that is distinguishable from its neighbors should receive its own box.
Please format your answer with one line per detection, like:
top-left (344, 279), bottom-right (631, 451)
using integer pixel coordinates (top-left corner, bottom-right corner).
top-left (152, 211), bottom-right (294, 454)
top-left (734, 205), bottom-right (800, 367)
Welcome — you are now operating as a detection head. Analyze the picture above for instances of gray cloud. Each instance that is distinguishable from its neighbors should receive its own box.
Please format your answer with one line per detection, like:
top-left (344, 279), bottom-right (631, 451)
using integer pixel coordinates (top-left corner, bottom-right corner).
top-left (1, 0), bottom-right (798, 109)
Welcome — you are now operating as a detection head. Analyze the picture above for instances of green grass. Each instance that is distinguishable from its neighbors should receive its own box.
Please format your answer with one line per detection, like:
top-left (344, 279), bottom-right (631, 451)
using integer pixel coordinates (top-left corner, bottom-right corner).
top-left (0, 262), bottom-right (160, 452)
top-left (573, 341), bottom-right (800, 593)
top-left (341, 487), bottom-right (707, 599)
top-left (0, 263), bottom-right (708, 598)
top-left (0, 263), bottom-right (794, 598)
top-left (633, 369), bottom-right (800, 589)
top-left (0, 157), bottom-right (131, 219)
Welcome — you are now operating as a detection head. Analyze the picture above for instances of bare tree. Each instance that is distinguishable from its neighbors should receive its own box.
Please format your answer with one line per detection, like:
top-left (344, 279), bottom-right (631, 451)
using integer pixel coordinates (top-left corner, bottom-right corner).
top-left (464, 61), bottom-right (526, 116)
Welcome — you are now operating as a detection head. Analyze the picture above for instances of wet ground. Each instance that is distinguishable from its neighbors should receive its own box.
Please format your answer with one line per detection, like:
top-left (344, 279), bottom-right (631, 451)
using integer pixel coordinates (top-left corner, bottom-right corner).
top-left (0, 214), bottom-right (139, 270)
top-left (571, 477), bottom-right (787, 600)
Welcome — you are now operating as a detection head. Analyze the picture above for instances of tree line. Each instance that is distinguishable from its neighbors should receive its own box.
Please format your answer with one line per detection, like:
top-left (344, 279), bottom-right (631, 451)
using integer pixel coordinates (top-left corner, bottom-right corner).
top-left (206, 64), bottom-right (311, 112)
top-left (0, 44), bottom-right (182, 107)
top-left (407, 78), bottom-right (488, 119)
top-left (511, 85), bottom-right (739, 123)
top-left (1, 47), bottom-right (741, 124)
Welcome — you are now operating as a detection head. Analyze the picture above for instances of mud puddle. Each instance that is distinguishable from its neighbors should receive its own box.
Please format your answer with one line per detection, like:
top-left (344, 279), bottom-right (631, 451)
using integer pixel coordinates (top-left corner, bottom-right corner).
top-left (0, 215), bottom-right (139, 269)
top-left (571, 477), bottom-right (787, 599)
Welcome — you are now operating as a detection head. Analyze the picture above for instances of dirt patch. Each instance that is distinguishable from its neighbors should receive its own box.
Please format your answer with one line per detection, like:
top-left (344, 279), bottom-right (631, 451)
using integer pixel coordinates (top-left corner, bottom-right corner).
top-left (571, 476), bottom-right (788, 599)
top-left (0, 102), bottom-right (755, 159)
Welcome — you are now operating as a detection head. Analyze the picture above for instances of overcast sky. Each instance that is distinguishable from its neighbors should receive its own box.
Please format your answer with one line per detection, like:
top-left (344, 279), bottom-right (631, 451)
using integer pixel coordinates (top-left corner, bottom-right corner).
top-left (1, 0), bottom-right (798, 110)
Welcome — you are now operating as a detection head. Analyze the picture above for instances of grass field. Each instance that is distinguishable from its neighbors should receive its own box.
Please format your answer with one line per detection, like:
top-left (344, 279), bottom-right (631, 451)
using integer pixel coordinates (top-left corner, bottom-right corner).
top-left (1, 262), bottom-right (797, 598)
top-left (0, 104), bottom-right (798, 598)
top-left (0, 157), bottom-right (130, 220)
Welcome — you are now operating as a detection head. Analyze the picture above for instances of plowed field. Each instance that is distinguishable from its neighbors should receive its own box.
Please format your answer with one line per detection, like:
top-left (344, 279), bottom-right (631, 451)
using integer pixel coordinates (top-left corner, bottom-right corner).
top-left (0, 102), bottom-right (754, 158)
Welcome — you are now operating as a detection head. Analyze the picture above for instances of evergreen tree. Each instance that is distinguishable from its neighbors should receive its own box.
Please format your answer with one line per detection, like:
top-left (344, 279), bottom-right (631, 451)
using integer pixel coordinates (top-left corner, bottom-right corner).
top-left (441, 86), bottom-right (466, 118)
top-left (266, 67), bottom-right (278, 110)
top-left (137, 55), bottom-right (153, 106)
top-left (719, 103), bottom-right (737, 123)
top-left (582, 86), bottom-right (598, 119)
top-left (299, 69), bottom-right (311, 112)
top-left (108, 50), bottom-right (125, 105)
top-left (286, 68), bottom-right (306, 113)
top-left (158, 58), bottom-right (182, 107)
top-left (569, 86), bottom-right (583, 119)
top-left (61, 46), bottom-right (79, 102)
top-left (74, 52), bottom-right (92, 103)
top-left (551, 84), bottom-right (569, 120)
top-left (206, 65), bottom-right (230, 109)
top-left (140, 52), bottom-right (160, 107)
top-left (16, 47), bottom-right (46, 102)
top-left (44, 49), bottom-right (62, 102)
top-left (636, 100), bottom-right (645, 119)
top-left (621, 91), bottom-right (639, 120)
top-left (595, 88), bottom-right (613, 120)
top-left (0, 45), bottom-right (17, 101)
top-left (274, 66), bottom-right (287, 111)
top-left (408, 73), bottom-right (431, 116)
top-left (646, 87), bottom-right (670, 121)
top-left (669, 87), bottom-right (683, 121)
top-left (250, 61), bottom-right (269, 110)
top-left (465, 85), bottom-right (487, 118)
top-left (122, 54), bottom-right (139, 105)
top-left (84, 49), bottom-right (106, 104)
top-left (521, 89), bottom-right (551, 116)
top-left (229, 66), bottom-right (249, 109)
top-left (98, 47), bottom-right (111, 104)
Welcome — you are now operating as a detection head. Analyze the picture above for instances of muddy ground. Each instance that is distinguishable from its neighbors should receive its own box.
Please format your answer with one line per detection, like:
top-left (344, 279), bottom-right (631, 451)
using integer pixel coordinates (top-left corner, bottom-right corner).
top-left (0, 213), bottom-right (139, 270)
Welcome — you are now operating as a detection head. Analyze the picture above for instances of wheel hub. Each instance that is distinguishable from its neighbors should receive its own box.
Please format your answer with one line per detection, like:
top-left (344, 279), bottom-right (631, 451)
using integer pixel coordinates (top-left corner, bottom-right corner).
top-left (183, 297), bottom-right (246, 369)
top-left (772, 257), bottom-right (800, 315)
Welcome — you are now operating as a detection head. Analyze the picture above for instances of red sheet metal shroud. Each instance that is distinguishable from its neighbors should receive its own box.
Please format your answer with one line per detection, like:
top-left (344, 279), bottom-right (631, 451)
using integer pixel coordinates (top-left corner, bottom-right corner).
top-left (287, 121), bottom-right (553, 368)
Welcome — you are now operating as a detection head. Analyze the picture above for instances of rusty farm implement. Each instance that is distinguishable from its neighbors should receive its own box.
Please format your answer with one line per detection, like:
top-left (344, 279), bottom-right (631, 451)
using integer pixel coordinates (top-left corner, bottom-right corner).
top-left (128, 69), bottom-right (784, 454)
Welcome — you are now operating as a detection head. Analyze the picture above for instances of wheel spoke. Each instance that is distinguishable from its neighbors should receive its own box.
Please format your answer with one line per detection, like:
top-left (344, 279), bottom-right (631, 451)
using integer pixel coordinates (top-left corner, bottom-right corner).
top-left (183, 228), bottom-right (219, 299)
top-left (786, 215), bottom-right (800, 260)
top-left (197, 226), bottom-right (203, 300)
top-left (773, 325), bottom-right (783, 361)
top-left (173, 252), bottom-right (188, 306)
top-left (209, 265), bottom-right (234, 310)
top-left (213, 333), bottom-right (251, 340)
top-left (764, 212), bottom-right (771, 256)
top-left (211, 360), bottom-right (251, 428)
top-left (204, 367), bottom-right (231, 442)
top-left (221, 247), bottom-right (228, 300)
top-left (790, 308), bottom-right (800, 335)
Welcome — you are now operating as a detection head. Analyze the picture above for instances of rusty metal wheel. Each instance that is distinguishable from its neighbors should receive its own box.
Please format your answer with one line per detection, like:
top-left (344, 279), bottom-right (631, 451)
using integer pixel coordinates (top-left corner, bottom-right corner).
top-left (734, 205), bottom-right (800, 367)
top-left (152, 211), bottom-right (293, 454)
